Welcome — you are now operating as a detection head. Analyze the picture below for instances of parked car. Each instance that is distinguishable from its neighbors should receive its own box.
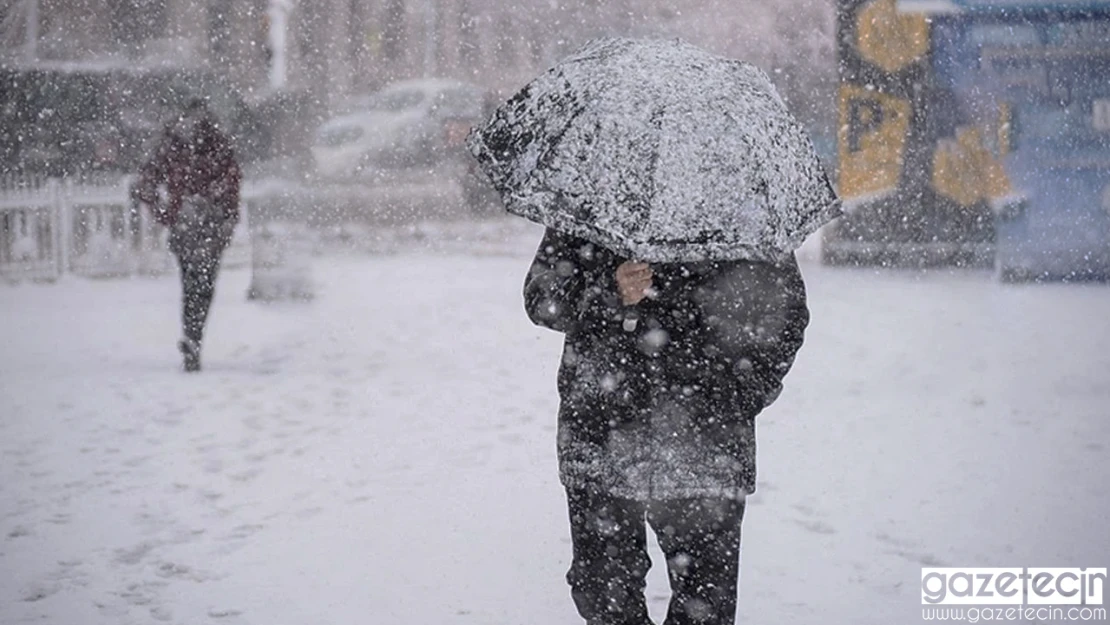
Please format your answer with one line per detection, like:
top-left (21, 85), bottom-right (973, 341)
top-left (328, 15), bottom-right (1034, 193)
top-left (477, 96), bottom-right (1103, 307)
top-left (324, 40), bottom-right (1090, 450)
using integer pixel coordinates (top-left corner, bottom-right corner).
top-left (310, 78), bottom-right (501, 211)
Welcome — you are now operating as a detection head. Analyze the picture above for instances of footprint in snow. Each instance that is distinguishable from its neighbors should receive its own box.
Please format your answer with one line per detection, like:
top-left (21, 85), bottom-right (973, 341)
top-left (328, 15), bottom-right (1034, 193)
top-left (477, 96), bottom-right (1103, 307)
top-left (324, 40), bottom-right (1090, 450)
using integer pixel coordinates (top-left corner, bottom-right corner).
top-left (790, 502), bottom-right (821, 517)
top-left (873, 530), bottom-right (916, 549)
top-left (889, 549), bottom-right (946, 567)
top-left (22, 581), bottom-right (59, 602)
top-left (115, 540), bottom-right (159, 565)
top-left (47, 512), bottom-right (72, 525)
top-left (118, 579), bottom-right (167, 606)
top-left (226, 524), bottom-right (265, 540)
top-left (229, 468), bottom-right (262, 483)
top-left (23, 560), bottom-right (87, 602)
top-left (794, 519), bottom-right (837, 535)
top-left (124, 455), bottom-right (151, 468)
top-left (155, 560), bottom-right (218, 582)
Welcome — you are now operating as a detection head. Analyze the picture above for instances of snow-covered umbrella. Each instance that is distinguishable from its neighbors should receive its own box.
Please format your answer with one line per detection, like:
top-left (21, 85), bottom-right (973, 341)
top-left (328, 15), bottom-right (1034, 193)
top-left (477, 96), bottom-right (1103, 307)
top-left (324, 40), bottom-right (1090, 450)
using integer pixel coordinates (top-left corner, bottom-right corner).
top-left (467, 37), bottom-right (842, 264)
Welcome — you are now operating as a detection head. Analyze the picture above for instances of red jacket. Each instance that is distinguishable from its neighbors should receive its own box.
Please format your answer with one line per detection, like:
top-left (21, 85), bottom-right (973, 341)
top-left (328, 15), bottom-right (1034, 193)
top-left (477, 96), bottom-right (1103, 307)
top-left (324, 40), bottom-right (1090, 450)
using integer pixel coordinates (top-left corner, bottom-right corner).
top-left (135, 119), bottom-right (241, 226)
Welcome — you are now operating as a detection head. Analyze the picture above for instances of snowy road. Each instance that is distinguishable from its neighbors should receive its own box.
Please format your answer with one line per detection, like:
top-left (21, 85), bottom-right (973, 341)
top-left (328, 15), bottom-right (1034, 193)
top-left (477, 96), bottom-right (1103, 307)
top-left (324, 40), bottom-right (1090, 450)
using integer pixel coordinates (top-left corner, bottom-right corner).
top-left (2, 220), bottom-right (1109, 624)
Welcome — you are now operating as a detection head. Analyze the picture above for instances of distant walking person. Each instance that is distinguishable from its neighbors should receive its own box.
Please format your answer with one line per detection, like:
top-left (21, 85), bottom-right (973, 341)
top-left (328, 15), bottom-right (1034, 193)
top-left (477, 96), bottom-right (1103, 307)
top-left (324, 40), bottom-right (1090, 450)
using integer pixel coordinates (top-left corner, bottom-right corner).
top-left (134, 98), bottom-right (241, 372)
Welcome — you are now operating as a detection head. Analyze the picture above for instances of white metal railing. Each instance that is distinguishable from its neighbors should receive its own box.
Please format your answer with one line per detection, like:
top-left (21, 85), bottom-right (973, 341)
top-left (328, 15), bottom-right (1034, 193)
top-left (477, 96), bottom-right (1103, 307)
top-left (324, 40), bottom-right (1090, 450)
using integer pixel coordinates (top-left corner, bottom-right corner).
top-left (0, 174), bottom-right (252, 282)
top-left (0, 176), bottom-right (58, 281)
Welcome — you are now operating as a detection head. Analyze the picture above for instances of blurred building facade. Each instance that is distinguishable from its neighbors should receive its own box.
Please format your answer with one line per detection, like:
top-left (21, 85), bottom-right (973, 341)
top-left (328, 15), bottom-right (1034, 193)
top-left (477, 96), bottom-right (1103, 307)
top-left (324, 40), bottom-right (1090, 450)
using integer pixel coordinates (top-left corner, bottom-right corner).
top-left (1, 0), bottom-right (835, 166)
top-left (1, 0), bottom-right (575, 104)
top-left (2, 0), bottom-right (834, 109)
top-left (1, 0), bottom-right (270, 91)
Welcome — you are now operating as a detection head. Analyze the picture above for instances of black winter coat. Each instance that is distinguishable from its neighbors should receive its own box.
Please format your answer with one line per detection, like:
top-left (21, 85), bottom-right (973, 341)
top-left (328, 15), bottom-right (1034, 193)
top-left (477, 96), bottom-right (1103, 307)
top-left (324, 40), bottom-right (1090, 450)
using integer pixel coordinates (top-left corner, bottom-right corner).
top-left (524, 228), bottom-right (809, 500)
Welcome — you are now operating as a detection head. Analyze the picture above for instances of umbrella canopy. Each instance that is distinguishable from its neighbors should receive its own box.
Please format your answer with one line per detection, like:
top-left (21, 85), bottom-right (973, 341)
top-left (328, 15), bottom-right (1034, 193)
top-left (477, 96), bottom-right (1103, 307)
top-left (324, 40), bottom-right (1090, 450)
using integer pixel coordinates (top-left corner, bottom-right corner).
top-left (467, 37), bottom-right (842, 263)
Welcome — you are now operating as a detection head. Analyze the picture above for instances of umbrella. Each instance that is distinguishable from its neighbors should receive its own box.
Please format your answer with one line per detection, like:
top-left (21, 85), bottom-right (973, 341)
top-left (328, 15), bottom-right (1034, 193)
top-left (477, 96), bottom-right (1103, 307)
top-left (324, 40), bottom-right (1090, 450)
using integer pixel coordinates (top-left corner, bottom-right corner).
top-left (467, 37), bottom-right (842, 264)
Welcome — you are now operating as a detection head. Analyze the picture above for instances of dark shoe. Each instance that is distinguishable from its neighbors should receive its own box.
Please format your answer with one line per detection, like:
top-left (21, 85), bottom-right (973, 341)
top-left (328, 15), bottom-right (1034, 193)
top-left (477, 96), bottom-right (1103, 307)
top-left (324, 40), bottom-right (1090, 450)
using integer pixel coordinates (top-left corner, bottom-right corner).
top-left (178, 338), bottom-right (201, 372)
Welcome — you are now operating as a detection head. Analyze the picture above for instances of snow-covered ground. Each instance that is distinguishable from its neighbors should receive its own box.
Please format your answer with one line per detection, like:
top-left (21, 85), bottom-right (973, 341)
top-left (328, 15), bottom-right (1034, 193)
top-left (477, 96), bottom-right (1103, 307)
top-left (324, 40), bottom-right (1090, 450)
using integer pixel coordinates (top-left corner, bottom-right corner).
top-left (2, 219), bottom-right (1109, 625)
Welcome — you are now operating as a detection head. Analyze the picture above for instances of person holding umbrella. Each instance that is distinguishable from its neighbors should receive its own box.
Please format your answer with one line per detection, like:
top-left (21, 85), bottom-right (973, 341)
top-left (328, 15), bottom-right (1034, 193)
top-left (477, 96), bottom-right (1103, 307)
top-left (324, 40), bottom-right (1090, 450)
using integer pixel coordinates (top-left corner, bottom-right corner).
top-left (469, 38), bottom-right (840, 625)
top-left (133, 97), bottom-right (242, 372)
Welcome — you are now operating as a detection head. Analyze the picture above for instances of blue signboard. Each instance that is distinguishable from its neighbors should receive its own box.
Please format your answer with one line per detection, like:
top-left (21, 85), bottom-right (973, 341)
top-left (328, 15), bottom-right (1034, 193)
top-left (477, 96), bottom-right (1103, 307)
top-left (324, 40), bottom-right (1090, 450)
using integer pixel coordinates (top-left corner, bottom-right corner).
top-left (899, 0), bottom-right (1110, 14)
top-left (949, 7), bottom-right (1110, 280)
top-left (954, 0), bottom-right (1110, 7)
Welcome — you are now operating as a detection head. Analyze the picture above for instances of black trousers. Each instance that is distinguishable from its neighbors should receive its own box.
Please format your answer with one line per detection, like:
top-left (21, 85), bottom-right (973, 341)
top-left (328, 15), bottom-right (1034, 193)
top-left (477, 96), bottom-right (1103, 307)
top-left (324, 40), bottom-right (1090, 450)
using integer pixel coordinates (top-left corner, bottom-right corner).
top-left (565, 488), bottom-right (746, 625)
top-left (177, 250), bottom-right (222, 345)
